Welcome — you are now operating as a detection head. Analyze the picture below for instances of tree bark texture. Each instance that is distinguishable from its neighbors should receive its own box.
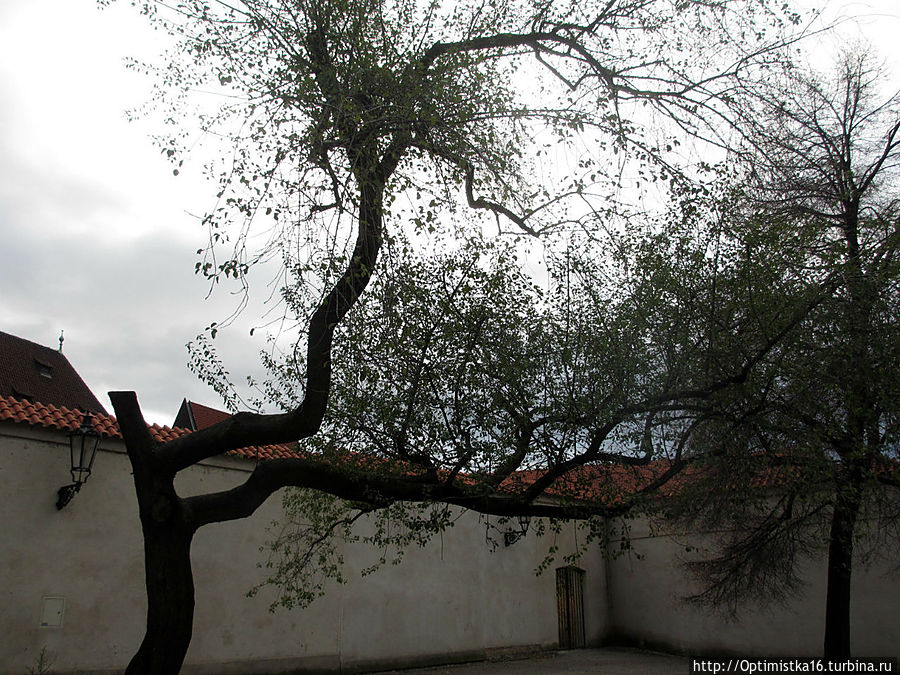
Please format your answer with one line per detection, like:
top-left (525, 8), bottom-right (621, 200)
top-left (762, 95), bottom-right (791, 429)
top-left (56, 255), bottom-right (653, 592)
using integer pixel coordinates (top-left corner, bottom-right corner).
top-left (125, 518), bottom-right (196, 675)
top-left (822, 476), bottom-right (862, 659)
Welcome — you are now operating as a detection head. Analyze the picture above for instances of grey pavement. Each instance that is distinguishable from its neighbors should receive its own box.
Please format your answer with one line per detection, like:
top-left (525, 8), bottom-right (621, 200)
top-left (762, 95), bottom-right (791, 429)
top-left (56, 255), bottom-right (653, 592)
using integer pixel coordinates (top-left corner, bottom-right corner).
top-left (375, 648), bottom-right (689, 674)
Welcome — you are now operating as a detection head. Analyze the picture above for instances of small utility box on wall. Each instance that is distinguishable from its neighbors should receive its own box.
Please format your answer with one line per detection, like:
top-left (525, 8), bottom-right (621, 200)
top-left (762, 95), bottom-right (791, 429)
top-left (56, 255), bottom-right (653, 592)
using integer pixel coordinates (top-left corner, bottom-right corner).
top-left (39, 596), bottom-right (66, 628)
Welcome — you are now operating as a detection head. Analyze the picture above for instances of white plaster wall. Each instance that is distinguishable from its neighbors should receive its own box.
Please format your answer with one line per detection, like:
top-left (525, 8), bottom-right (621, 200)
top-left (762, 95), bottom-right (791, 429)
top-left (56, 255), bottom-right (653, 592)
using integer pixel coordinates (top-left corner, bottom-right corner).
top-left (605, 514), bottom-right (900, 659)
top-left (5, 419), bottom-right (895, 672)
top-left (1, 423), bottom-right (607, 674)
top-left (336, 512), bottom-right (608, 667)
top-left (184, 468), bottom-right (609, 672)
top-left (0, 425), bottom-right (147, 674)
top-left (179, 467), bottom-right (346, 673)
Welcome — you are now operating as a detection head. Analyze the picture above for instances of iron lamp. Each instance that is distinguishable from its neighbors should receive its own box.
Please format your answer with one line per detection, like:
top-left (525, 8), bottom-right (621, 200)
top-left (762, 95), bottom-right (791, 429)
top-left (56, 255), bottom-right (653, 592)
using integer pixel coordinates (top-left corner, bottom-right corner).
top-left (56, 412), bottom-right (101, 510)
top-left (503, 515), bottom-right (532, 547)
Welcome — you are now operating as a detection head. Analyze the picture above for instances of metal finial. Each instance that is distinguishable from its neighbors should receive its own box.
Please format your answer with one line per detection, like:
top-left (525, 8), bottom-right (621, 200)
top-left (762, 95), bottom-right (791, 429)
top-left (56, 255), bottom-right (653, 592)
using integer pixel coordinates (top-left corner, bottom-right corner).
top-left (58, 330), bottom-right (64, 353)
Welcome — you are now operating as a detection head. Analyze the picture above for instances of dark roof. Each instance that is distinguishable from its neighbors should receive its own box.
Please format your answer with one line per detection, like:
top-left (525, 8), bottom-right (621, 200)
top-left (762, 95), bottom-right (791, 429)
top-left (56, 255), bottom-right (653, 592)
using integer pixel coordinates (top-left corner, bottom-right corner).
top-left (0, 331), bottom-right (106, 414)
top-left (173, 398), bottom-right (231, 431)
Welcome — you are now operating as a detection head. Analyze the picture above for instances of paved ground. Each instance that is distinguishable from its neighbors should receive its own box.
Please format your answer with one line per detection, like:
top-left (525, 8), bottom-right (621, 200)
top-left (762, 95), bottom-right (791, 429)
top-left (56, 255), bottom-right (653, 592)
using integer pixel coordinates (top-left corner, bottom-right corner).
top-left (375, 648), bottom-right (688, 674)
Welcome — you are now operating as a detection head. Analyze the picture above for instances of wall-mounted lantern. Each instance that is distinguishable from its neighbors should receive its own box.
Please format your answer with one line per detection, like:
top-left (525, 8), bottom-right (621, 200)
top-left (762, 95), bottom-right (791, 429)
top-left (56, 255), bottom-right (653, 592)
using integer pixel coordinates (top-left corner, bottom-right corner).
top-left (56, 412), bottom-right (101, 510)
top-left (504, 515), bottom-right (532, 547)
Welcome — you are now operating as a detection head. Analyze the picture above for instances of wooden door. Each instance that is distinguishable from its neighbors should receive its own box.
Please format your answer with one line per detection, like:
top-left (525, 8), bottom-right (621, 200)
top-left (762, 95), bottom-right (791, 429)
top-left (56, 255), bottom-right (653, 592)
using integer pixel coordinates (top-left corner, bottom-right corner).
top-left (556, 566), bottom-right (586, 649)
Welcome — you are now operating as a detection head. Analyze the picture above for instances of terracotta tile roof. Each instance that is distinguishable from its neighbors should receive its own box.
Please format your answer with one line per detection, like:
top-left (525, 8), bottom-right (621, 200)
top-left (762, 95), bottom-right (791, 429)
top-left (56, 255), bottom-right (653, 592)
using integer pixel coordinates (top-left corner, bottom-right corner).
top-left (0, 331), bottom-right (106, 414)
top-left (190, 401), bottom-right (231, 429)
top-left (0, 394), bottom-right (300, 461)
top-left (499, 462), bottom-right (686, 505)
top-left (8, 394), bottom-right (891, 500)
top-left (173, 398), bottom-right (232, 431)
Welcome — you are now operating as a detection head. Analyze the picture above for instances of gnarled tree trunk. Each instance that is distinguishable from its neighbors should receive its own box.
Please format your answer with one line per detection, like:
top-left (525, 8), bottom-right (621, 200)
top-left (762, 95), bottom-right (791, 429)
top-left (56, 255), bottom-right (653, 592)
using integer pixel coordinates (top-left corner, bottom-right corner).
top-left (126, 511), bottom-right (196, 674)
top-left (113, 391), bottom-right (198, 675)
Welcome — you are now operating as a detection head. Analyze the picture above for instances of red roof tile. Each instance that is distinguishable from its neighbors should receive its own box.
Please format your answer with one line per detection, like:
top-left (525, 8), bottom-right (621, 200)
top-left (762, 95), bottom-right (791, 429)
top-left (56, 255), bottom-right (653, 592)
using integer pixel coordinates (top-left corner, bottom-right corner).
top-left (0, 394), bottom-right (300, 461)
top-left (8, 395), bottom-right (886, 501)
top-left (189, 401), bottom-right (231, 429)
top-left (498, 462), bottom-right (687, 505)
top-left (173, 398), bottom-right (232, 431)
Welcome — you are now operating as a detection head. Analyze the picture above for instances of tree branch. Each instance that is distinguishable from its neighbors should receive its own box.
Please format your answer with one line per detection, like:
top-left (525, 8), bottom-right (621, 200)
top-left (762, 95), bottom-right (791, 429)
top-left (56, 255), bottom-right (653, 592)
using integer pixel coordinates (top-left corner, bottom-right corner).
top-left (185, 451), bottom-right (645, 529)
top-left (156, 162), bottom-right (390, 474)
top-left (109, 391), bottom-right (162, 480)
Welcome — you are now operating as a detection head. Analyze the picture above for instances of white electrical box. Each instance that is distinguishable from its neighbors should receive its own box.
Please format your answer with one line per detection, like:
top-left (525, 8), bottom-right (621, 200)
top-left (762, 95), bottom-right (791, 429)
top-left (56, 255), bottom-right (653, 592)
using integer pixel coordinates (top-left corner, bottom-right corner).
top-left (39, 596), bottom-right (65, 628)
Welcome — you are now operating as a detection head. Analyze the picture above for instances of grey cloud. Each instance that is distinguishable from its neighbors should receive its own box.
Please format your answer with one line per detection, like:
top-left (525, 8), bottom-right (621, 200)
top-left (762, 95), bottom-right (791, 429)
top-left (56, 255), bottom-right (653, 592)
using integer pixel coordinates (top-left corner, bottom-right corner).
top-left (0, 212), bottom-right (274, 425)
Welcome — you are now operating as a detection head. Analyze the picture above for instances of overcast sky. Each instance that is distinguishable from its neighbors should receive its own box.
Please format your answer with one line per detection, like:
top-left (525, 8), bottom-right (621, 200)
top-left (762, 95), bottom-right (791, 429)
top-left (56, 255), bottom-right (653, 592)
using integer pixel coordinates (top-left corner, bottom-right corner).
top-left (0, 0), bottom-right (267, 424)
top-left (0, 0), bottom-right (898, 425)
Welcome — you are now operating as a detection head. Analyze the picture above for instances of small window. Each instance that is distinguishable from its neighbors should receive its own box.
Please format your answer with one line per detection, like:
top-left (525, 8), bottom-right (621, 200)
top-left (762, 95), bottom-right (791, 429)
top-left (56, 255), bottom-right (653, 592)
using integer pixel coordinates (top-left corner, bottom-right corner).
top-left (34, 359), bottom-right (53, 379)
